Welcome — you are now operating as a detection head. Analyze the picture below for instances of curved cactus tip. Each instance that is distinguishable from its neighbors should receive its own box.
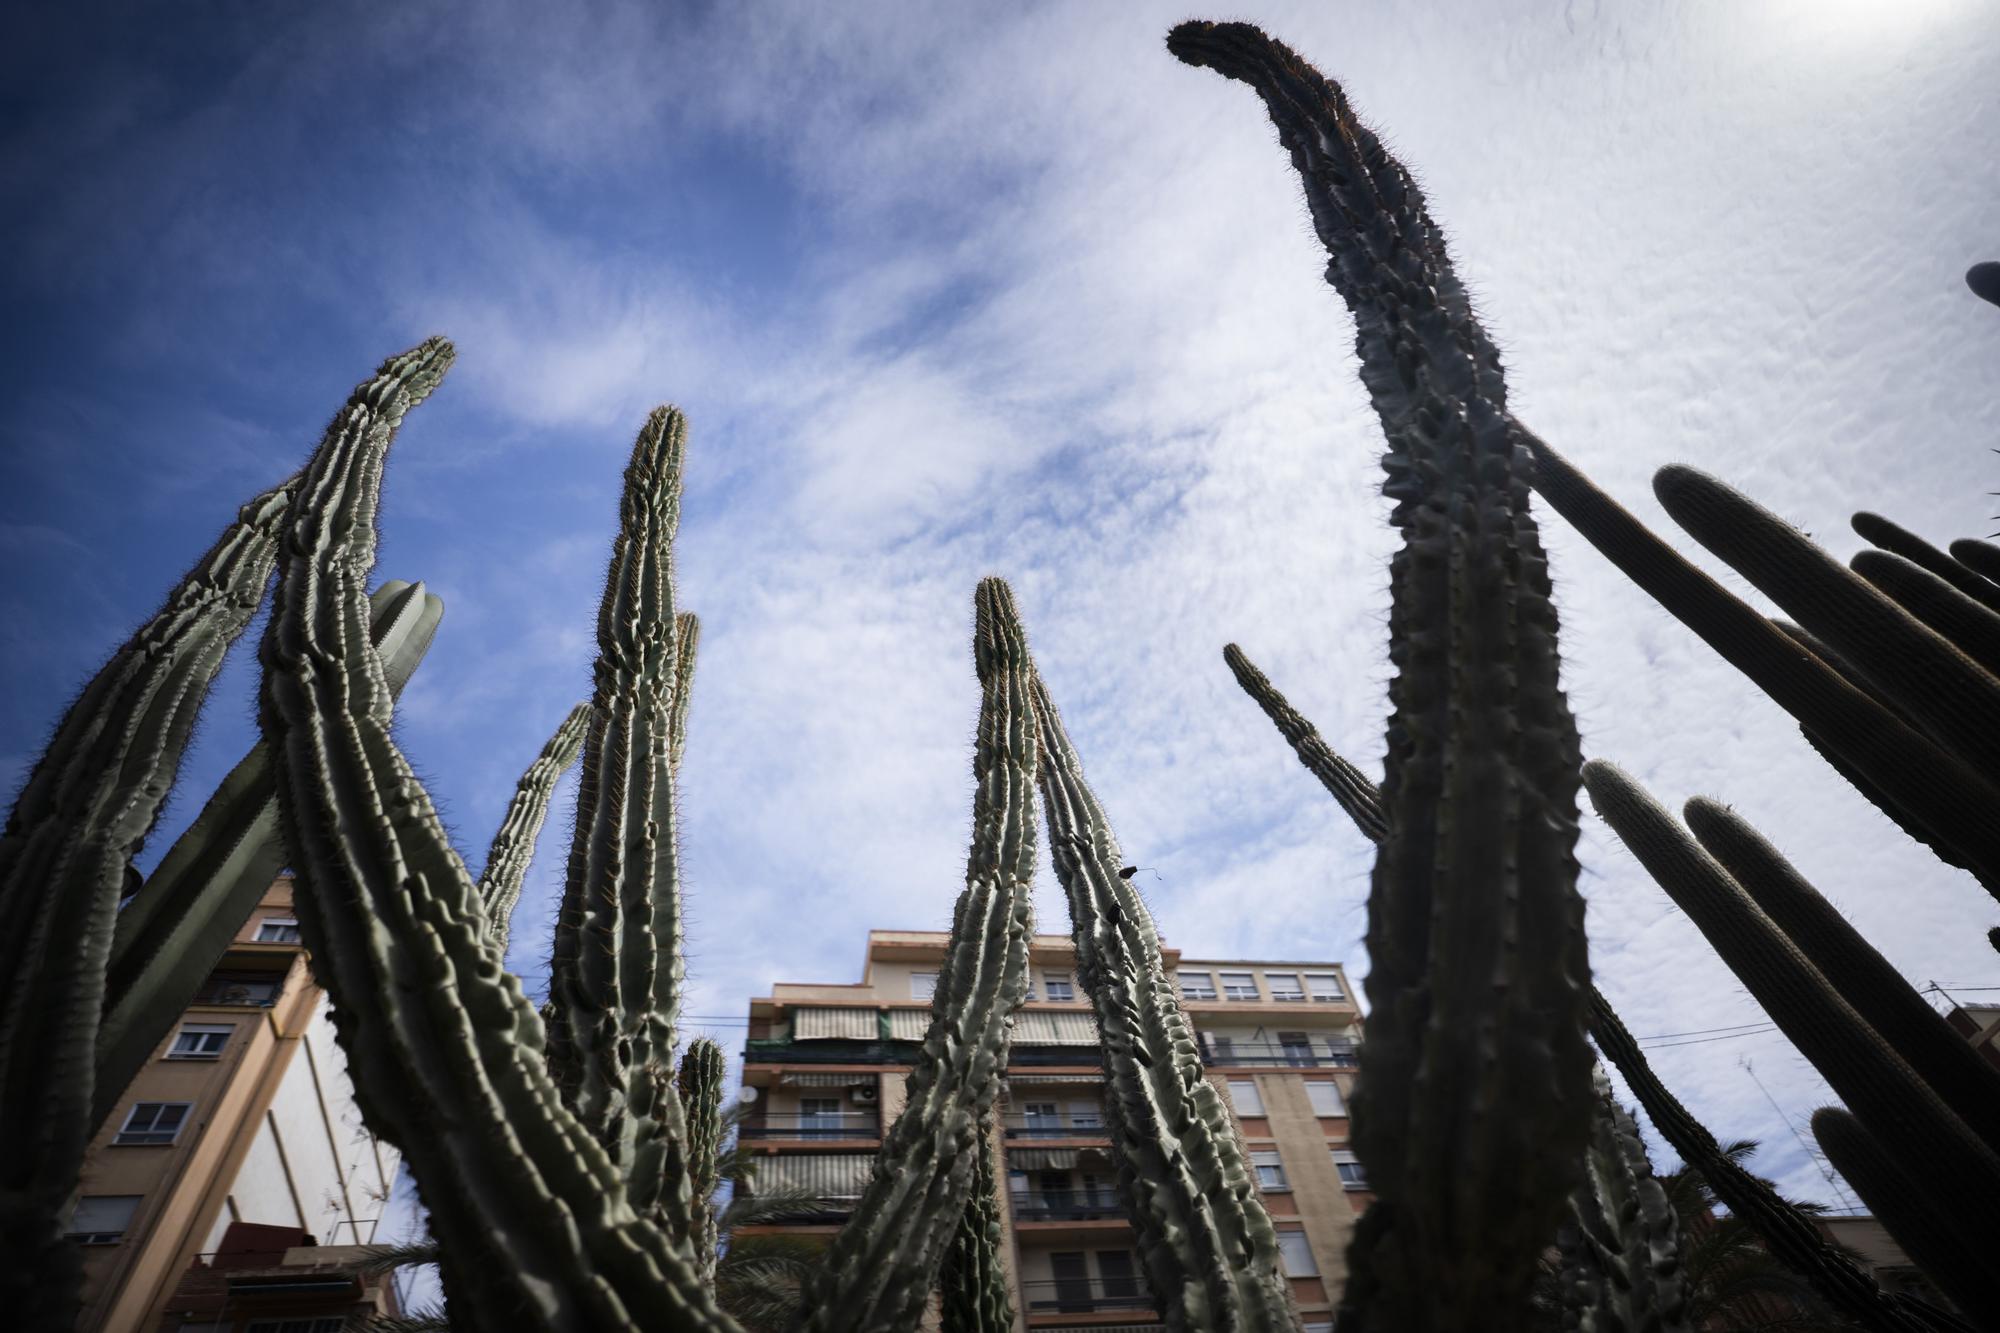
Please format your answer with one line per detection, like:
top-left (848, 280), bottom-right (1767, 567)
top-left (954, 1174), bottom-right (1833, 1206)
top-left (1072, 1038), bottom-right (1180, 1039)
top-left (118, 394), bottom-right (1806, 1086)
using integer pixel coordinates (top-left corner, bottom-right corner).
top-left (1164, 17), bottom-right (1254, 65)
top-left (1967, 260), bottom-right (2000, 308)
top-left (1989, 924), bottom-right (2000, 955)
top-left (972, 577), bottom-right (1026, 683)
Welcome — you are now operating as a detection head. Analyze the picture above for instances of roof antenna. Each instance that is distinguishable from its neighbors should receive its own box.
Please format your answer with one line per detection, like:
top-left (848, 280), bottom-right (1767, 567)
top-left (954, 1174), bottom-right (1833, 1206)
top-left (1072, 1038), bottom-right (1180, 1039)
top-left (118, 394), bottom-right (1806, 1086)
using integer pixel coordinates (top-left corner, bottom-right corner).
top-left (1740, 1056), bottom-right (1857, 1212)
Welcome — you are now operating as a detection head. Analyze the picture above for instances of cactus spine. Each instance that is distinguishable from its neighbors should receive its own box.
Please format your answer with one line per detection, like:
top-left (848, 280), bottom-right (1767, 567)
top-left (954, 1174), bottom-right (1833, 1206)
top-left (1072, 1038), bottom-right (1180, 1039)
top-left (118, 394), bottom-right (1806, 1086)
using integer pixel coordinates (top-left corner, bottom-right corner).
top-left (478, 700), bottom-right (591, 959)
top-left (938, 1120), bottom-right (1014, 1333)
top-left (1554, 1070), bottom-right (1689, 1333)
top-left (675, 1037), bottom-right (726, 1284)
top-left (1030, 670), bottom-right (1295, 1331)
top-left (1222, 644), bottom-right (1387, 842)
top-left (1170, 23), bottom-right (1593, 1330)
top-left (802, 578), bottom-right (1039, 1333)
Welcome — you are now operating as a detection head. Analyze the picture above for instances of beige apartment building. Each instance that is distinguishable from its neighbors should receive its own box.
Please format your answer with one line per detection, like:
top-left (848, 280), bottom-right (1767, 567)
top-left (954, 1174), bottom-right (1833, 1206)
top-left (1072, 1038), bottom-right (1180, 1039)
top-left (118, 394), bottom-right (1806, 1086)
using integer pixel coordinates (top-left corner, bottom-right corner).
top-left (737, 930), bottom-right (1370, 1331)
top-left (68, 877), bottom-right (403, 1332)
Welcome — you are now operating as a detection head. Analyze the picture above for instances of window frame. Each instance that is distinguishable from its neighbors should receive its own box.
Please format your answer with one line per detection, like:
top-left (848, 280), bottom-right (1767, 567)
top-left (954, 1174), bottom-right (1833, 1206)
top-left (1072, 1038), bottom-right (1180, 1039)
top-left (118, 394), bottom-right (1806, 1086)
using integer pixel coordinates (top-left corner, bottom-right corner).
top-left (1225, 1078), bottom-right (1265, 1117)
top-left (114, 1101), bottom-right (192, 1146)
top-left (254, 917), bottom-right (302, 944)
top-left (1043, 971), bottom-right (1075, 1002)
top-left (1305, 1081), bottom-right (1347, 1118)
top-left (1331, 1148), bottom-right (1368, 1190)
top-left (1250, 1149), bottom-right (1289, 1191)
top-left (1304, 971), bottom-right (1346, 1002)
top-left (165, 1023), bottom-right (234, 1061)
top-left (1266, 972), bottom-right (1306, 1002)
top-left (909, 971), bottom-right (937, 1001)
top-left (1218, 970), bottom-right (1259, 1001)
top-left (65, 1194), bottom-right (140, 1245)
top-left (1178, 970), bottom-right (1217, 1001)
top-left (1277, 1229), bottom-right (1319, 1277)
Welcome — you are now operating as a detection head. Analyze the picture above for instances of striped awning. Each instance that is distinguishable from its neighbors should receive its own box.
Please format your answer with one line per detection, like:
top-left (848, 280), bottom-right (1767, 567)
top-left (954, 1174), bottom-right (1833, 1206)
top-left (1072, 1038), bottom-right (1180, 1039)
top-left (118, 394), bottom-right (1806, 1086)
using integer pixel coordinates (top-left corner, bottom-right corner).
top-left (1013, 1011), bottom-right (1099, 1045)
top-left (1006, 1073), bottom-right (1102, 1088)
top-left (779, 1072), bottom-right (877, 1088)
top-left (792, 1007), bottom-right (878, 1041)
top-left (750, 1153), bottom-right (876, 1199)
top-left (1007, 1146), bottom-right (1112, 1171)
top-left (885, 1009), bottom-right (930, 1041)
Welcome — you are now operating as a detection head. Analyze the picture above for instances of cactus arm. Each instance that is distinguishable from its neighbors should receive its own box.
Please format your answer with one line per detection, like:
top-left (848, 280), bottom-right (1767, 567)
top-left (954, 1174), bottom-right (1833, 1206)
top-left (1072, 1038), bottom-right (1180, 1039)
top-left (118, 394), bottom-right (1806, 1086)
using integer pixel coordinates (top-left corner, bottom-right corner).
top-left (259, 341), bottom-right (735, 1330)
top-left (1681, 797), bottom-right (2000, 1154)
top-left (1518, 428), bottom-right (2000, 892)
top-left (477, 700), bottom-right (591, 959)
top-left (674, 1038), bottom-right (726, 1284)
top-left (1586, 989), bottom-right (1950, 1333)
top-left (1852, 511), bottom-right (2000, 615)
top-left (94, 580), bottom-right (443, 1125)
top-left (1811, 1109), bottom-right (1999, 1330)
top-left (544, 407), bottom-right (693, 1216)
top-left (1032, 672), bottom-right (1296, 1331)
top-left (938, 1119), bottom-right (1015, 1333)
top-left (1651, 466), bottom-right (2000, 769)
top-left (1222, 644), bottom-right (1388, 842)
top-left (1969, 261), bottom-right (2000, 307)
top-left (1554, 1070), bottom-right (1689, 1333)
top-left (1948, 537), bottom-right (2000, 585)
top-left (1850, 550), bottom-right (2000, 677)
top-left (670, 611), bottom-right (699, 773)
top-left (803, 578), bottom-right (1040, 1333)
top-left (1168, 22), bottom-right (1593, 1329)
top-left (1579, 763), bottom-right (2000, 1254)
top-left (0, 468), bottom-right (295, 1326)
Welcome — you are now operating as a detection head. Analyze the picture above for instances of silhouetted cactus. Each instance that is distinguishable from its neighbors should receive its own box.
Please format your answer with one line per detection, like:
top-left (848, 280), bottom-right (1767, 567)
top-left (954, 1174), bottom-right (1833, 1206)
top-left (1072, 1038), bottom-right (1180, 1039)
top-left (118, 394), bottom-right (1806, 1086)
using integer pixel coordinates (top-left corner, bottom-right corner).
top-left (801, 578), bottom-right (1040, 1333)
top-left (1223, 643), bottom-right (1387, 842)
top-left (1553, 1070), bottom-right (1689, 1333)
top-left (1849, 550), bottom-right (2000, 676)
top-left (1948, 537), bottom-right (2000, 584)
top-left (1169, 22), bottom-right (1593, 1332)
top-left (938, 1121), bottom-right (1013, 1333)
top-left (676, 1038), bottom-right (727, 1284)
top-left (1852, 512), bottom-right (2000, 616)
top-left (478, 700), bottom-right (591, 959)
top-left (1969, 261), bottom-right (2000, 307)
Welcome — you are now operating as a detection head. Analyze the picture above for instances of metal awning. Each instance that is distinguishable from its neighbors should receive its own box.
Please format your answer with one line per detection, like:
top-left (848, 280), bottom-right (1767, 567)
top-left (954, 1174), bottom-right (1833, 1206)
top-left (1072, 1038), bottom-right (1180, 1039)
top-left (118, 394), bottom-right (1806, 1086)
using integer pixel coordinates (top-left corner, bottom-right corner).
top-left (793, 1007), bottom-right (878, 1041)
top-left (1012, 1011), bottom-right (1099, 1045)
top-left (1006, 1073), bottom-right (1102, 1087)
top-left (885, 1009), bottom-right (930, 1040)
top-left (1007, 1146), bottom-right (1112, 1171)
top-left (750, 1152), bottom-right (877, 1198)
top-left (779, 1072), bottom-right (877, 1088)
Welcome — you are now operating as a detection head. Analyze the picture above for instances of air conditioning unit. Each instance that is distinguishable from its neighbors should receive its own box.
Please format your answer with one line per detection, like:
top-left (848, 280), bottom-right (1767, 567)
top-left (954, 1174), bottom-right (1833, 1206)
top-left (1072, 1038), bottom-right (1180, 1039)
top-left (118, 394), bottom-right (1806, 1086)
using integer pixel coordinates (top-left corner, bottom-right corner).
top-left (849, 1085), bottom-right (879, 1105)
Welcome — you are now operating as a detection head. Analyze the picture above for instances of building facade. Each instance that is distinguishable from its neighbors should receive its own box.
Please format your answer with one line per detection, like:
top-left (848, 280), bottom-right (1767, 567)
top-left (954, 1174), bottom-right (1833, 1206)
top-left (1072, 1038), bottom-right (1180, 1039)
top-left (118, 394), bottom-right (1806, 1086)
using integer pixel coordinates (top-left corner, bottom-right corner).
top-left (69, 877), bottom-right (403, 1331)
top-left (737, 930), bottom-right (1369, 1331)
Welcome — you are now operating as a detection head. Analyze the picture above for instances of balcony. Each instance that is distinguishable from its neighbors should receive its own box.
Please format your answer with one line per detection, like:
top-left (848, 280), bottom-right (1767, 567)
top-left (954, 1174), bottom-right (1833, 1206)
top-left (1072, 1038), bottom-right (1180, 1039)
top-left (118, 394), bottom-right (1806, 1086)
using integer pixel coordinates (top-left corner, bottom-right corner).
top-left (737, 1112), bottom-right (879, 1141)
top-left (1010, 1188), bottom-right (1125, 1223)
top-left (1003, 1116), bottom-right (1107, 1141)
top-left (1198, 1037), bottom-right (1358, 1069)
top-left (744, 1038), bottom-right (1102, 1068)
top-left (1020, 1276), bottom-right (1157, 1316)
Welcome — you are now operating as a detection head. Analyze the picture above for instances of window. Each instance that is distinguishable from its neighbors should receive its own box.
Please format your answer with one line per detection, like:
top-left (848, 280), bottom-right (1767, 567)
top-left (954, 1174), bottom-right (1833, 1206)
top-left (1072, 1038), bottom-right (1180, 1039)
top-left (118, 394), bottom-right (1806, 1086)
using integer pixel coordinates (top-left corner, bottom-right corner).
top-left (1267, 972), bottom-right (1305, 1002)
top-left (255, 917), bottom-right (302, 944)
top-left (1179, 970), bottom-right (1216, 1001)
top-left (65, 1195), bottom-right (139, 1244)
top-left (1305, 972), bottom-right (1345, 1002)
top-left (1327, 1037), bottom-right (1359, 1067)
top-left (799, 1098), bottom-right (842, 1136)
top-left (1303, 1321), bottom-right (1335, 1333)
top-left (1225, 1079), bottom-right (1265, 1117)
top-left (909, 972), bottom-right (937, 1001)
top-left (1044, 971), bottom-right (1075, 1002)
top-left (1306, 1082), bottom-right (1347, 1118)
top-left (1278, 1230), bottom-right (1319, 1276)
top-left (192, 971), bottom-right (282, 1006)
top-left (1024, 1102), bottom-right (1060, 1131)
top-left (1220, 971), bottom-right (1259, 1001)
top-left (1331, 1149), bottom-right (1368, 1189)
top-left (1204, 1033), bottom-right (1235, 1063)
top-left (166, 1024), bottom-right (233, 1060)
top-left (1096, 1249), bottom-right (1139, 1300)
top-left (1067, 1100), bottom-right (1103, 1130)
top-left (1251, 1149), bottom-right (1289, 1191)
top-left (115, 1102), bottom-right (190, 1145)
top-left (1278, 1031), bottom-right (1317, 1067)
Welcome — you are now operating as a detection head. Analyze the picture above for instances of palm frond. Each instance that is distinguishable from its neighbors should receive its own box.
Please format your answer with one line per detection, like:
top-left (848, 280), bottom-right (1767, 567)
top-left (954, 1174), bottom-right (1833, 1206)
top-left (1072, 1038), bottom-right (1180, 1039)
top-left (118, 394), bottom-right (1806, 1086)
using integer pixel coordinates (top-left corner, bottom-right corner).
top-left (354, 1241), bottom-right (442, 1274)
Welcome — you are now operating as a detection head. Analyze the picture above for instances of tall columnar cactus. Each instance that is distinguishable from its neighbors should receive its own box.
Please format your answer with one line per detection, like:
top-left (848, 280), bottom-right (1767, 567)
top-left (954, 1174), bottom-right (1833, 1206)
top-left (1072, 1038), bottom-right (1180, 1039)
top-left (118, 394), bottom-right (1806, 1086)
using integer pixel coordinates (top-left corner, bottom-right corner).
top-left (1682, 797), bottom-right (2000, 1155)
top-left (1553, 1070), bottom-right (1689, 1333)
top-left (477, 700), bottom-right (592, 960)
top-left (1948, 538), bottom-right (2000, 584)
top-left (1222, 644), bottom-right (1387, 842)
top-left (260, 343), bottom-right (735, 1330)
top-left (1169, 22), bottom-right (1594, 1330)
top-left (1852, 511), bottom-right (2000, 615)
top-left (1579, 763), bottom-right (2000, 1269)
top-left (1651, 466), bottom-right (2000, 768)
top-left (1517, 426), bottom-right (2000, 892)
top-left (1812, 1109), bottom-right (2000, 1329)
top-left (801, 578), bottom-right (1040, 1333)
top-left (938, 1120), bottom-right (1014, 1333)
top-left (1029, 670), bottom-right (1295, 1330)
top-left (0, 467), bottom-right (297, 1325)
top-left (675, 1037), bottom-right (727, 1284)
top-left (96, 579), bottom-right (444, 1124)
top-left (1849, 550), bottom-right (2000, 677)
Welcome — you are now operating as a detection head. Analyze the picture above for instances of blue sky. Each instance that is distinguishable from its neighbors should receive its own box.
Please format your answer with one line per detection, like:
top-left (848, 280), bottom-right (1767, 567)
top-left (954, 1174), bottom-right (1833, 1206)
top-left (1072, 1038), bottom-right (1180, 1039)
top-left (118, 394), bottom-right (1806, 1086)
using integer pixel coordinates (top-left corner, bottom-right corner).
top-left (6, 0), bottom-right (1999, 1222)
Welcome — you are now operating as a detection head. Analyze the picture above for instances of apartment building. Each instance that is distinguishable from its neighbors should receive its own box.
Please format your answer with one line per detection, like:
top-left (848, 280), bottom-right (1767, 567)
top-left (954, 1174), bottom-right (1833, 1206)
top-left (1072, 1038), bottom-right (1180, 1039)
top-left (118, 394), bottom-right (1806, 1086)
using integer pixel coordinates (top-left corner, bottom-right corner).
top-left (68, 877), bottom-right (404, 1331)
top-left (737, 930), bottom-right (1369, 1331)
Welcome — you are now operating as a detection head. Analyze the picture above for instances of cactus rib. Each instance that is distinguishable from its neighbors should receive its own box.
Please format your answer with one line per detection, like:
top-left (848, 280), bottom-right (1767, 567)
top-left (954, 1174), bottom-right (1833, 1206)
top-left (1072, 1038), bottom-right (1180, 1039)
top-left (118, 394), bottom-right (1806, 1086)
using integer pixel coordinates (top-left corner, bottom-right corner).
top-left (939, 1119), bottom-right (1015, 1333)
top-left (802, 578), bottom-right (1040, 1333)
top-left (478, 700), bottom-right (591, 959)
top-left (1553, 1070), bottom-right (1689, 1333)
top-left (260, 340), bottom-right (734, 1330)
top-left (1852, 511), bottom-right (2000, 615)
top-left (1031, 671), bottom-right (1296, 1331)
top-left (1222, 644), bottom-right (1387, 842)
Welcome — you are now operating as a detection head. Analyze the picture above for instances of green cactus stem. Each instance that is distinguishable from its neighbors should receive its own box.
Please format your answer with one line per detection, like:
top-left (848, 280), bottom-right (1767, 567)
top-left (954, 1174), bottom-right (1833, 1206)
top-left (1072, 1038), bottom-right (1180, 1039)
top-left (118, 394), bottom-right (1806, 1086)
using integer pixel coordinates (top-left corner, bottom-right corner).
top-left (0, 464), bottom-right (296, 1325)
top-left (478, 700), bottom-right (591, 960)
top-left (261, 343), bottom-right (734, 1330)
top-left (1947, 538), bottom-right (2000, 585)
top-left (1580, 762), bottom-right (2000, 1261)
top-left (1588, 989), bottom-right (1956, 1333)
top-left (1651, 466), bottom-right (2000, 770)
top-left (1031, 670), bottom-right (1296, 1331)
top-left (1813, 1108), bottom-right (1999, 1329)
top-left (1852, 511), bottom-right (2000, 615)
top-left (802, 578), bottom-right (1039, 1333)
top-left (1553, 1070), bottom-right (1689, 1333)
top-left (1222, 644), bottom-right (1387, 842)
top-left (675, 1038), bottom-right (726, 1284)
top-left (544, 407), bottom-right (695, 1220)
top-left (1518, 428), bottom-right (2000, 893)
top-left (670, 611), bottom-right (699, 772)
top-left (1849, 550), bottom-right (2000, 677)
top-left (1168, 22), bottom-right (1593, 1330)
top-left (1683, 796), bottom-right (2000, 1155)
top-left (96, 579), bottom-right (444, 1126)
top-left (938, 1119), bottom-right (1014, 1333)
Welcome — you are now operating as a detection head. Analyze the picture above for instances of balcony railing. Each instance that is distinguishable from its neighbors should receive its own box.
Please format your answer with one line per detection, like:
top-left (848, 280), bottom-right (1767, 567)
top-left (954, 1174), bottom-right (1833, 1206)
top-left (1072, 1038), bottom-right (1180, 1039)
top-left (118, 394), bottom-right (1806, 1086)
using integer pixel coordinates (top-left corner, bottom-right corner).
top-left (1010, 1188), bottom-right (1125, 1222)
top-left (1019, 1276), bottom-right (1156, 1315)
top-left (1198, 1037), bottom-right (1358, 1068)
top-left (1002, 1117), bottom-right (1106, 1140)
top-left (737, 1112), bottom-right (879, 1140)
top-left (743, 1038), bottom-right (1102, 1067)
